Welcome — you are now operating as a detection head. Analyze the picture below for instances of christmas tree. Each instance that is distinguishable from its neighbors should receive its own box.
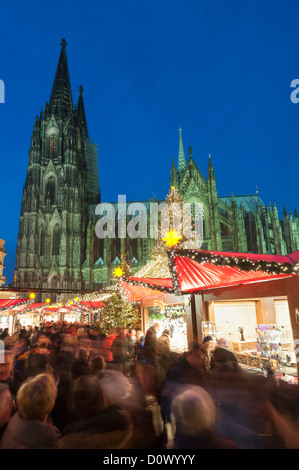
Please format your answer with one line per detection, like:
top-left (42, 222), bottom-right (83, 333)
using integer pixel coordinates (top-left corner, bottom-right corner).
top-left (133, 186), bottom-right (194, 279)
top-left (96, 292), bottom-right (139, 334)
top-left (153, 185), bottom-right (198, 254)
top-left (112, 252), bottom-right (132, 278)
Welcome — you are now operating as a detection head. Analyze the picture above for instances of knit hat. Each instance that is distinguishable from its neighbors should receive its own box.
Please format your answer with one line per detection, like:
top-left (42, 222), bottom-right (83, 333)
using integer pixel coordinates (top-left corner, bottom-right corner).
top-left (202, 335), bottom-right (213, 344)
top-left (217, 338), bottom-right (230, 348)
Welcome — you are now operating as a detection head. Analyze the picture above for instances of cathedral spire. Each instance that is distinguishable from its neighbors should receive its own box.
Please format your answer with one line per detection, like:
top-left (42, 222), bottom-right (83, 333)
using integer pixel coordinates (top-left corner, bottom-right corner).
top-left (177, 127), bottom-right (187, 174)
top-left (208, 153), bottom-right (215, 180)
top-left (49, 38), bottom-right (73, 118)
top-left (77, 85), bottom-right (88, 137)
top-left (170, 156), bottom-right (178, 188)
top-left (283, 204), bottom-right (288, 217)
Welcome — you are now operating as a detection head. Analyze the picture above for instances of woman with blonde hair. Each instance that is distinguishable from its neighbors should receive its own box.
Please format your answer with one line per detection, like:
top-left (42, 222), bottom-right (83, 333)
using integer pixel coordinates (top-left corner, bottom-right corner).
top-left (1, 373), bottom-right (61, 449)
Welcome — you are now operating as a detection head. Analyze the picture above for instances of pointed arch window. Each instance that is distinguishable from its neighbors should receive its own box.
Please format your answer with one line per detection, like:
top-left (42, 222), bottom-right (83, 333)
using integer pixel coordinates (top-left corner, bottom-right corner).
top-left (52, 224), bottom-right (61, 256)
top-left (191, 202), bottom-right (206, 239)
top-left (40, 226), bottom-right (45, 256)
top-left (50, 275), bottom-right (58, 290)
top-left (45, 177), bottom-right (56, 206)
top-left (50, 133), bottom-right (57, 156)
top-left (220, 222), bottom-right (230, 237)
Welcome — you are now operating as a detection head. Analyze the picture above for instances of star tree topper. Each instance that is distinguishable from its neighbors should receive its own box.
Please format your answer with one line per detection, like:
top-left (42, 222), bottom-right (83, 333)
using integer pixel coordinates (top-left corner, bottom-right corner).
top-left (113, 266), bottom-right (125, 277)
top-left (162, 227), bottom-right (183, 248)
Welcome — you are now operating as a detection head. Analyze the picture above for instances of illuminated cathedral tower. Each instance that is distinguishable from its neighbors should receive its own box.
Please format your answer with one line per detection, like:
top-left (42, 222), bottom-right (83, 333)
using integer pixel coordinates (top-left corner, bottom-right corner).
top-left (14, 39), bottom-right (100, 301)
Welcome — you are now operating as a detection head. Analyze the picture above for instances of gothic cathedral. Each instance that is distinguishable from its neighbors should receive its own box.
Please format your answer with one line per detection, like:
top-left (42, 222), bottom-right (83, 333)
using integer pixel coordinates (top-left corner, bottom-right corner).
top-left (14, 40), bottom-right (299, 300)
top-left (14, 39), bottom-right (100, 300)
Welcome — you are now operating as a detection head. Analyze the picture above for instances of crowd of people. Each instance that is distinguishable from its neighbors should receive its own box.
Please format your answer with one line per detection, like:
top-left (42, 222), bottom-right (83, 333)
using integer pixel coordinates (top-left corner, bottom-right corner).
top-left (1, 319), bottom-right (299, 449)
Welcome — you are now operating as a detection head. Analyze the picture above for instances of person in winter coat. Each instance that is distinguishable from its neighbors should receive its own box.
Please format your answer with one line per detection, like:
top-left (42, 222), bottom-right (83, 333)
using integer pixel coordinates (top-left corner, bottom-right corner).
top-left (143, 323), bottom-right (160, 365)
top-left (0, 328), bottom-right (9, 341)
top-left (127, 329), bottom-right (137, 360)
top-left (110, 328), bottom-right (129, 371)
top-left (200, 336), bottom-right (215, 371)
top-left (158, 344), bottom-right (208, 425)
top-left (155, 329), bottom-right (176, 389)
top-left (170, 385), bottom-right (239, 449)
top-left (0, 373), bottom-right (61, 449)
top-left (71, 347), bottom-right (91, 379)
top-left (156, 329), bottom-right (171, 357)
top-left (61, 375), bottom-right (133, 449)
top-left (210, 338), bottom-right (240, 372)
top-left (0, 384), bottom-right (14, 440)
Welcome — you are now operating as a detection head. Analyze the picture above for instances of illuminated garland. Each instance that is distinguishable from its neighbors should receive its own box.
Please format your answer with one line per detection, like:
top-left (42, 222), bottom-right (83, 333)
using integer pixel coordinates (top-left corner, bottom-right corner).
top-left (122, 248), bottom-right (299, 297)
top-left (168, 249), bottom-right (181, 294)
top-left (132, 255), bottom-right (171, 279)
top-left (121, 277), bottom-right (176, 294)
top-left (170, 249), bottom-right (299, 276)
top-left (0, 299), bottom-right (34, 314)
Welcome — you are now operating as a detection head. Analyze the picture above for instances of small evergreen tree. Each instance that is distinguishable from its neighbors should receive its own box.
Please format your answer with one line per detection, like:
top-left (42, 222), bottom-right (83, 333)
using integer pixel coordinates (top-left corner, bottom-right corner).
top-left (96, 293), bottom-right (139, 335)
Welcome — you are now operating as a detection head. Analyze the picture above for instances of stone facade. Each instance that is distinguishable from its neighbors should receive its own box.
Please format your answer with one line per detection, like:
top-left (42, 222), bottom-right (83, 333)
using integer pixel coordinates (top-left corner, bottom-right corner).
top-left (169, 129), bottom-right (299, 256)
top-left (14, 40), bottom-right (100, 301)
top-left (14, 40), bottom-right (299, 300)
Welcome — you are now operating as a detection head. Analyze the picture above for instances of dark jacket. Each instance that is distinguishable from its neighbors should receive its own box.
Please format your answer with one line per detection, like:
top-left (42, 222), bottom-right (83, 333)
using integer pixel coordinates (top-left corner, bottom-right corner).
top-left (143, 327), bottom-right (157, 363)
top-left (156, 333), bottom-right (170, 357)
top-left (0, 412), bottom-right (62, 449)
top-left (61, 404), bottom-right (133, 449)
top-left (158, 354), bottom-right (207, 423)
top-left (211, 347), bottom-right (240, 372)
top-left (110, 336), bottom-right (129, 363)
top-left (173, 430), bottom-right (239, 449)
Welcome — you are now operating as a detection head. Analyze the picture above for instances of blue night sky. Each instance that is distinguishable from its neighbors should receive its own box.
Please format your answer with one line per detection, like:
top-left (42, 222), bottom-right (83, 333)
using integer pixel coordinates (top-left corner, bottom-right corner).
top-left (0, 0), bottom-right (299, 284)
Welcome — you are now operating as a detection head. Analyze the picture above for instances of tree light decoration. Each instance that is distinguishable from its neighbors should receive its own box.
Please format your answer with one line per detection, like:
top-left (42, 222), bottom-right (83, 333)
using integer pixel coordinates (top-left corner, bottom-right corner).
top-left (95, 293), bottom-right (139, 335)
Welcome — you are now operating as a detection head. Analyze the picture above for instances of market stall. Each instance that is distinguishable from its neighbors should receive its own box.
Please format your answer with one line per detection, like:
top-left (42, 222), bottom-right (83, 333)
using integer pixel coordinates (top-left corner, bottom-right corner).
top-left (122, 248), bottom-right (299, 379)
top-left (119, 279), bottom-right (187, 352)
top-left (0, 298), bottom-right (33, 334)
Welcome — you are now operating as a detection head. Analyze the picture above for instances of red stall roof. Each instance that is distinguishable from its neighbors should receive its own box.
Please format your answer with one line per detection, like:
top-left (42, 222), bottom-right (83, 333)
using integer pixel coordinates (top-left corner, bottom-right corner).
top-left (79, 301), bottom-right (105, 309)
top-left (0, 299), bottom-right (30, 309)
top-left (173, 256), bottom-right (293, 293)
top-left (120, 280), bottom-right (168, 302)
top-left (27, 303), bottom-right (46, 310)
top-left (122, 249), bottom-right (299, 297)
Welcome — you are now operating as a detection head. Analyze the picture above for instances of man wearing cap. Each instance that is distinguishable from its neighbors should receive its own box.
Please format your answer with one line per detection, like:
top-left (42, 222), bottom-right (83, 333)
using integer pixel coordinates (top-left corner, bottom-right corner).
top-left (210, 338), bottom-right (240, 372)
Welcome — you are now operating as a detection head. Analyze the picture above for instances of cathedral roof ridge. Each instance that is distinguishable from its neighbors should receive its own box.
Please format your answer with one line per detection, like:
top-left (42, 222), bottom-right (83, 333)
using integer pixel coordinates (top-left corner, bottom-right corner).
top-left (219, 193), bottom-right (263, 199)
